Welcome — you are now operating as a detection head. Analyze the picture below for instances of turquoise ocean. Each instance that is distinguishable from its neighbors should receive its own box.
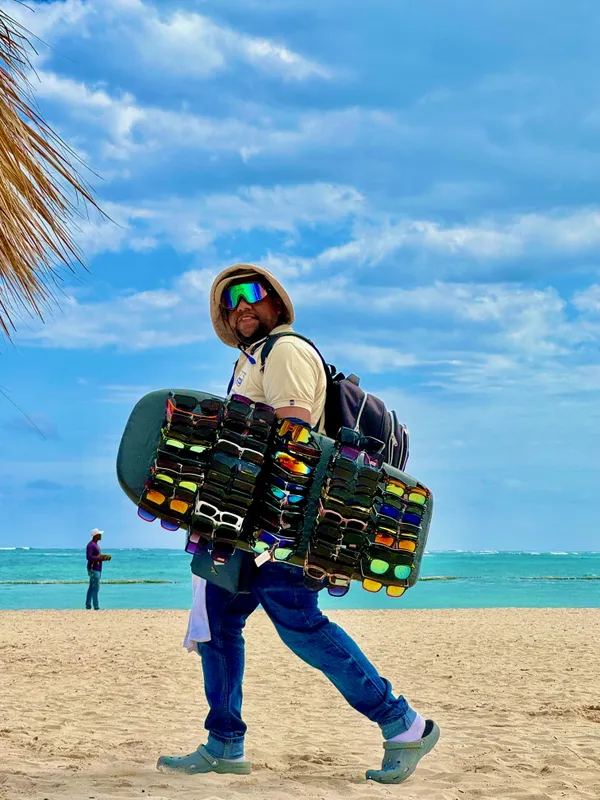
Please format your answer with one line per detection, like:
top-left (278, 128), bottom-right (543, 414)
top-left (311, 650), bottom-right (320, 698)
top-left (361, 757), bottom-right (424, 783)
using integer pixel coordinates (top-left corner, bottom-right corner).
top-left (1, 549), bottom-right (599, 610)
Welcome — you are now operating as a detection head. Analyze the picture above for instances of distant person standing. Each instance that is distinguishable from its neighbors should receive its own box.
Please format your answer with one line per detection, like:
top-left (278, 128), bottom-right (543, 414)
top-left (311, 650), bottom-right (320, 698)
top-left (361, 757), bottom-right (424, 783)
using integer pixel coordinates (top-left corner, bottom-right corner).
top-left (85, 528), bottom-right (111, 610)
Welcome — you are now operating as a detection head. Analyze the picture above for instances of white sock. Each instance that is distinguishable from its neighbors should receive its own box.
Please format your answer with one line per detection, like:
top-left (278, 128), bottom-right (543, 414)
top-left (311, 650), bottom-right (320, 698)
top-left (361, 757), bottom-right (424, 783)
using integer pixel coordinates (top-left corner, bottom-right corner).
top-left (220, 755), bottom-right (246, 762)
top-left (387, 713), bottom-right (426, 743)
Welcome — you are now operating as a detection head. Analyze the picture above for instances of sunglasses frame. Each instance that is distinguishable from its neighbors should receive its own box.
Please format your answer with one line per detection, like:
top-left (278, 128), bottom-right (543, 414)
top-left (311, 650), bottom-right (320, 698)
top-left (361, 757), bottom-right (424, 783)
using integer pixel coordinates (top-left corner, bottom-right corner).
top-left (361, 578), bottom-right (407, 597)
top-left (269, 485), bottom-right (306, 505)
top-left (277, 418), bottom-right (313, 444)
top-left (304, 561), bottom-right (352, 587)
top-left (222, 282), bottom-right (269, 310)
top-left (274, 451), bottom-right (313, 476)
top-left (214, 438), bottom-right (265, 465)
top-left (284, 441), bottom-right (322, 461)
top-left (137, 504), bottom-right (180, 531)
top-left (317, 501), bottom-right (369, 532)
top-left (271, 474), bottom-right (308, 493)
top-left (155, 449), bottom-right (205, 472)
top-left (194, 500), bottom-right (244, 531)
top-left (219, 429), bottom-right (269, 454)
top-left (270, 463), bottom-right (312, 485)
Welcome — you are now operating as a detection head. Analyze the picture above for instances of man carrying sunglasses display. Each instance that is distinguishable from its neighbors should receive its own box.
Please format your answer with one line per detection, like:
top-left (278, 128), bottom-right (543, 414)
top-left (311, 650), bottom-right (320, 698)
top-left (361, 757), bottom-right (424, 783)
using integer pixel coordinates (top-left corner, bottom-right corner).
top-left (157, 263), bottom-right (439, 784)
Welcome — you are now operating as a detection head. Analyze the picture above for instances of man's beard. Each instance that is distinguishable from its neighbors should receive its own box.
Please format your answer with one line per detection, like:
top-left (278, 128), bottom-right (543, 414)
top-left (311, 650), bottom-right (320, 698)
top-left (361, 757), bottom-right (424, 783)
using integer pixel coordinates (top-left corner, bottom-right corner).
top-left (235, 318), bottom-right (273, 346)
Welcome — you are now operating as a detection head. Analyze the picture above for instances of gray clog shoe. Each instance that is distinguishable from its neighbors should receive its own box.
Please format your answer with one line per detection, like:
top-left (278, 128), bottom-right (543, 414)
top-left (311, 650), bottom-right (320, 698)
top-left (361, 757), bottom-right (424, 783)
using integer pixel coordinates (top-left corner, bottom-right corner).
top-left (157, 744), bottom-right (252, 775)
top-left (366, 719), bottom-right (440, 784)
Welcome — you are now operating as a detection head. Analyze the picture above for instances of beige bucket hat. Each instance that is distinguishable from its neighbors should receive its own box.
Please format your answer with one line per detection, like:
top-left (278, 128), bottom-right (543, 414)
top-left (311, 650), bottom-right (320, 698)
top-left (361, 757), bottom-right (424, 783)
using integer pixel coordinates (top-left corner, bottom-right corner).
top-left (210, 263), bottom-right (295, 348)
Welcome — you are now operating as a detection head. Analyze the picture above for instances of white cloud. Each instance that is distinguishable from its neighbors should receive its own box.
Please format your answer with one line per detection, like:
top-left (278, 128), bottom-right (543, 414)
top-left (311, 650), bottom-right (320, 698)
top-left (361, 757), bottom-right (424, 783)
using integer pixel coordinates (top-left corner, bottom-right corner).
top-left (322, 343), bottom-right (419, 373)
top-left (18, 285), bottom-right (205, 351)
top-left (0, 0), bottom-right (90, 46)
top-left (3, 0), bottom-right (330, 80)
top-left (31, 71), bottom-right (147, 161)
top-left (291, 278), bottom-right (595, 369)
top-left (16, 267), bottom-right (593, 386)
top-left (572, 284), bottom-right (600, 314)
top-left (141, 8), bottom-right (331, 80)
top-left (74, 183), bottom-right (363, 258)
top-left (80, 170), bottom-right (595, 281)
top-left (315, 208), bottom-right (600, 268)
top-left (100, 384), bottom-right (156, 403)
top-left (32, 69), bottom-right (392, 162)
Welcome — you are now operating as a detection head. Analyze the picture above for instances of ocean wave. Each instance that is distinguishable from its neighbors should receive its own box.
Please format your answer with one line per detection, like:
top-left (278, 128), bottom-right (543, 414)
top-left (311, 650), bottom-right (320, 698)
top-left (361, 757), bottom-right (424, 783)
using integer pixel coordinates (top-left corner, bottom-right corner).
top-left (425, 550), bottom-right (600, 556)
top-left (517, 576), bottom-right (600, 581)
top-left (420, 575), bottom-right (600, 582)
top-left (36, 553), bottom-right (76, 557)
top-left (0, 546), bottom-right (30, 550)
top-left (418, 575), bottom-right (598, 582)
top-left (0, 579), bottom-right (180, 585)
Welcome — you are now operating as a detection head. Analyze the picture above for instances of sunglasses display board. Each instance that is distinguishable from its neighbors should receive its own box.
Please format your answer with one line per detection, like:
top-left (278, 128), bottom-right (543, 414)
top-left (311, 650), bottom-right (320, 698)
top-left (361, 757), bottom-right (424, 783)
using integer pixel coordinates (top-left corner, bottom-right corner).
top-left (117, 389), bottom-right (433, 598)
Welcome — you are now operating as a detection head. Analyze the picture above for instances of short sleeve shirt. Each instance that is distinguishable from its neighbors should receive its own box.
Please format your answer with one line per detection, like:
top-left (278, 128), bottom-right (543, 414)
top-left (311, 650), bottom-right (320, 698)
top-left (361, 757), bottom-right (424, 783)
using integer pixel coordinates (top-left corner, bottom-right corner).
top-left (229, 324), bottom-right (327, 430)
top-left (86, 541), bottom-right (102, 572)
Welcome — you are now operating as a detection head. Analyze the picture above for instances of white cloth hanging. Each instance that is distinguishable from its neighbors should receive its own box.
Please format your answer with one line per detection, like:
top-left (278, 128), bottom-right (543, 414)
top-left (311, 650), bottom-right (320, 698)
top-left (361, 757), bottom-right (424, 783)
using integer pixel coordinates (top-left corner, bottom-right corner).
top-left (183, 574), bottom-right (211, 652)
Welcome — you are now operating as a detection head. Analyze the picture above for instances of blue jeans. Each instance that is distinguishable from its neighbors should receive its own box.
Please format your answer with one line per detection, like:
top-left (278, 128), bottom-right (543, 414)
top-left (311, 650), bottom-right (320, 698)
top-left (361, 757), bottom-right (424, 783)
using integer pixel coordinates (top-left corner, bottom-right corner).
top-left (199, 561), bottom-right (416, 759)
top-left (86, 569), bottom-right (101, 609)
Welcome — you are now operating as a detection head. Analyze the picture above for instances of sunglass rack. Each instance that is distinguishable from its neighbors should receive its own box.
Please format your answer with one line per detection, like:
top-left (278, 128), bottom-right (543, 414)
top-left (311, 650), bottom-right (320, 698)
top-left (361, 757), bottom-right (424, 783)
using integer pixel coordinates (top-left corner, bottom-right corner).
top-left (248, 417), bottom-right (322, 564)
top-left (136, 392), bottom-right (278, 565)
top-left (260, 423), bottom-right (432, 598)
top-left (117, 389), bottom-right (433, 598)
top-left (307, 433), bottom-right (431, 598)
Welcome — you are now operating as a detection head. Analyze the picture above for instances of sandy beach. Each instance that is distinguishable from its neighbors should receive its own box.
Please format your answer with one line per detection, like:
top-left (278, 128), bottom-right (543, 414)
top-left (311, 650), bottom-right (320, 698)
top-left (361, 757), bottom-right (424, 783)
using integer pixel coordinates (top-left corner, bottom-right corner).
top-left (0, 608), bottom-right (599, 800)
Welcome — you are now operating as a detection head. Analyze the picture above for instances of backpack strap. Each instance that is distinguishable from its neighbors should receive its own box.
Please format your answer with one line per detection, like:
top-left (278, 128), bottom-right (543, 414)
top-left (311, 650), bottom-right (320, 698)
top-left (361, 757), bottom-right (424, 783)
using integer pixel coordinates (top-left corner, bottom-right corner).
top-left (259, 332), bottom-right (337, 432)
top-left (260, 332), bottom-right (336, 388)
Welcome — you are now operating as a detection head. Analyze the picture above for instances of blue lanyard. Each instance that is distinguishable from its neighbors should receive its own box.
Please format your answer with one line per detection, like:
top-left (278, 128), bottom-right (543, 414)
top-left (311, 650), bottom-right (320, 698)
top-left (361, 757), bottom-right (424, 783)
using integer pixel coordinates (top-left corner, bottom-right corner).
top-left (226, 346), bottom-right (258, 395)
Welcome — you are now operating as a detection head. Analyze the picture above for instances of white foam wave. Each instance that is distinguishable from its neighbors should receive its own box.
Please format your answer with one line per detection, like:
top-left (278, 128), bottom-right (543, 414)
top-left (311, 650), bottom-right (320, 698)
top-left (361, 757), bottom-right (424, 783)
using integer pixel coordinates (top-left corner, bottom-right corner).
top-left (38, 552), bottom-right (74, 557)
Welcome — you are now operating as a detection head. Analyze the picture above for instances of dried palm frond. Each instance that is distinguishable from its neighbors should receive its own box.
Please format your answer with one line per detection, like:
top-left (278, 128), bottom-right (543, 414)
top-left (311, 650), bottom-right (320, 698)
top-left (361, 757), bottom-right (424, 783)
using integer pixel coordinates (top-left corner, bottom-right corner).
top-left (0, 8), bottom-right (101, 340)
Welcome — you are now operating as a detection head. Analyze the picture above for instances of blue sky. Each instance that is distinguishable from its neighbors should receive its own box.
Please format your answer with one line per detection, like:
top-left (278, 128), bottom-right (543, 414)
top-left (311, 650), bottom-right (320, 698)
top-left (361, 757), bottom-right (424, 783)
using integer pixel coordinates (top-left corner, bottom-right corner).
top-left (1, 0), bottom-right (599, 551)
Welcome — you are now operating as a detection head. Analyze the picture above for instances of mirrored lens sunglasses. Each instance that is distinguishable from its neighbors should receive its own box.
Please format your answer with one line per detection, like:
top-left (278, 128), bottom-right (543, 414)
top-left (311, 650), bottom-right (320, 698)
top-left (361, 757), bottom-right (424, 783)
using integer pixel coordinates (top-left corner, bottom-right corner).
top-left (136, 505), bottom-right (180, 531)
top-left (270, 485), bottom-right (305, 505)
top-left (367, 558), bottom-right (412, 580)
top-left (274, 451), bottom-right (313, 475)
top-left (362, 578), bottom-right (406, 597)
top-left (277, 418), bottom-right (312, 444)
top-left (222, 281), bottom-right (269, 309)
top-left (271, 474), bottom-right (307, 493)
top-left (374, 533), bottom-right (417, 553)
top-left (162, 435), bottom-right (210, 458)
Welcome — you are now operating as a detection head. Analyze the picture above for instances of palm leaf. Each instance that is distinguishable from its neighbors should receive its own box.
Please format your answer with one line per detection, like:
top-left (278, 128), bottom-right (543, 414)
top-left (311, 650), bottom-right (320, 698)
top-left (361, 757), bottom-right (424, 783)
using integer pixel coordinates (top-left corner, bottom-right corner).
top-left (0, 8), bottom-right (101, 340)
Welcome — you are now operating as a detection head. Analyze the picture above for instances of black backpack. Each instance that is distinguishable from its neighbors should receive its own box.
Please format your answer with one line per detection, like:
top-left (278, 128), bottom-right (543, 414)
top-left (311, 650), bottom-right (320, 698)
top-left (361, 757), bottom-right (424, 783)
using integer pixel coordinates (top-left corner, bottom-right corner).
top-left (260, 332), bottom-right (409, 470)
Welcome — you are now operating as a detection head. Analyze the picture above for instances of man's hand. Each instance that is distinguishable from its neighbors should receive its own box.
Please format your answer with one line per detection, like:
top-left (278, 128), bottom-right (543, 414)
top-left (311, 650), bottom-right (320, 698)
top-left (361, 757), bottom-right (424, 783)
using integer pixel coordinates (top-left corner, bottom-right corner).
top-left (101, 554), bottom-right (112, 561)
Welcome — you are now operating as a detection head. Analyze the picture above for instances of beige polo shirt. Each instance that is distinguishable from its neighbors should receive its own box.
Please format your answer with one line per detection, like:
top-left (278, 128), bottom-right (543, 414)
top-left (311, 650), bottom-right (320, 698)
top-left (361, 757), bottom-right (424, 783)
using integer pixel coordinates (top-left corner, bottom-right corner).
top-left (227, 324), bottom-right (327, 430)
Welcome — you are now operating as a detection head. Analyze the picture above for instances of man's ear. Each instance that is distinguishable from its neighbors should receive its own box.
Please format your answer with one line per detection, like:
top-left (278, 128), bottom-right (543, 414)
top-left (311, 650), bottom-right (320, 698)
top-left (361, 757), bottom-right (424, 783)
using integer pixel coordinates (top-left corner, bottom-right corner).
top-left (274, 296), bottom-right (283, 320)
top-left (222, 307), bottom-right (234, 331)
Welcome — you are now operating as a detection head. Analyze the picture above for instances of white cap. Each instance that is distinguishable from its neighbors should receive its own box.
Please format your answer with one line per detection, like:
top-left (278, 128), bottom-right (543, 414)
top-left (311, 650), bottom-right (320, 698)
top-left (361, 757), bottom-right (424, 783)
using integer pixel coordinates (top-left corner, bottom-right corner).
top-left (90, 528), bottom-right (104, 536)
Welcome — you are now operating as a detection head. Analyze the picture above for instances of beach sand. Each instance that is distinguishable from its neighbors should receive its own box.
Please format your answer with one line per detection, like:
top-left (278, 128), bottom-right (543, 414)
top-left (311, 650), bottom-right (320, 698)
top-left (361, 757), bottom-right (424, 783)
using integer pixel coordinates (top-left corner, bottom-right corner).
top-left (0, 608), bottom-right (599, 800)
